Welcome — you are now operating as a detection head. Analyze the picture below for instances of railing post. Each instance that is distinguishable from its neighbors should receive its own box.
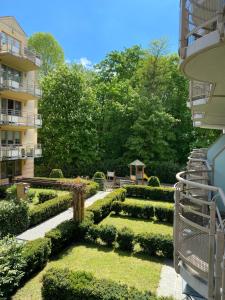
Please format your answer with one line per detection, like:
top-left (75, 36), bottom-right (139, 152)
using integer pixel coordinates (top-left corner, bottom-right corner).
top-left (208, 202), bottom-right (216, 300)
top-left (215, 229), bottom-right (225, 299)
top-left (174, 182), bottom-right (182, 273)
top-left (222, 255), bottom-right (225, 300)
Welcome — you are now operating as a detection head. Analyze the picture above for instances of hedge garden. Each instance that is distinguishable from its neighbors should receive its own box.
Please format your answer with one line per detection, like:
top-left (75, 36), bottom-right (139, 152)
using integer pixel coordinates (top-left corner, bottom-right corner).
top-left (6, 185), bottom-right (174, 300)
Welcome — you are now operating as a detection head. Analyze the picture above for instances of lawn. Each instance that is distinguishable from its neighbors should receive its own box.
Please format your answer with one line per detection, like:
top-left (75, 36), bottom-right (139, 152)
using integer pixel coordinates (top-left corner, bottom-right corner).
top-left (13, 243), bottom-right (163, 300)
top-left (101, 214), bottom-right (173, 236)
top-left (125, 197), bottom-right (174, 209)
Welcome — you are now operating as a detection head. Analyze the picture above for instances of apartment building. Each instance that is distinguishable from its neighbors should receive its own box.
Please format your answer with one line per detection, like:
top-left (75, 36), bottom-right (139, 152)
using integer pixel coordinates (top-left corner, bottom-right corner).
top-left (0, 16), bottom-right (42, 185)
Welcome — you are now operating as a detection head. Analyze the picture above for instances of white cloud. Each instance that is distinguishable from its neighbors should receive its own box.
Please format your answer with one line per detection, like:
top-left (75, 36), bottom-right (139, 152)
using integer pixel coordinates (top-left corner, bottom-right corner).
top-left (77, 57), bottom-right (93, 69)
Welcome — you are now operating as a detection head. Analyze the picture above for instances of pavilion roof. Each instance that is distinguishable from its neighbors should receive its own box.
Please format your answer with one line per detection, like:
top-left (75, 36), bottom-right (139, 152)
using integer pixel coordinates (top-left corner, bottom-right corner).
top-left (129, 159), bottom-right (145, 167)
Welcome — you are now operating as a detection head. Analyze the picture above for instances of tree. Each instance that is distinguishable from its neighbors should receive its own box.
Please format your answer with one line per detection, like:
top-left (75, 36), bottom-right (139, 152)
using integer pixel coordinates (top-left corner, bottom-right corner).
top-left (39, 64), bottom-right (99, 176)
top-left (28, 33), bottom-right (64, 75)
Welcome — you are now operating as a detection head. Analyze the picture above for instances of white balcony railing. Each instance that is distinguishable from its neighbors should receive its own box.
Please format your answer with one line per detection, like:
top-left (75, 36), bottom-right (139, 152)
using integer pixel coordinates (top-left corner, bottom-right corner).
top-left (174, 148), bottom-right (225, 299)
top-left (0, 144), bottom-right (42, 161)
top-left (0, 109), bottom-right (42, 128)
top-left (0, 41), bottom-right (41, 68)
top-left (179, 0), bottom-right (224, 58)
top-left (0, 77), bottom-right (42, 98)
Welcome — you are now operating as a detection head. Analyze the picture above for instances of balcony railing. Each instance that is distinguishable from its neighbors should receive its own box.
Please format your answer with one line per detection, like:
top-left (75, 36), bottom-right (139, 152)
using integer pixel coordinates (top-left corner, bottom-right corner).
top-left (187, 80), bottom-right (213, 108)
top-left (179, 0), bottom-right (224, 58)
top-left (0, 109), bottom-right (42, 128)
top-left (0, 77), bottom-right (42, 98)
top-left (0, 144), bottom-right (42, 161)
top-left (174, 149), bottom-right (225, 298)
top-left (0, 42), bottom-right (41, 68)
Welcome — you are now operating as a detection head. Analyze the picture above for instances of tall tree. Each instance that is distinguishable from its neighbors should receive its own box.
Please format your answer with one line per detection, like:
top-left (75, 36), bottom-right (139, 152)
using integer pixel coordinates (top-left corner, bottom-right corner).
top-left (39, 64), bottom-right (98, 176)
top-left (28, 33), bottom-right (64, 75)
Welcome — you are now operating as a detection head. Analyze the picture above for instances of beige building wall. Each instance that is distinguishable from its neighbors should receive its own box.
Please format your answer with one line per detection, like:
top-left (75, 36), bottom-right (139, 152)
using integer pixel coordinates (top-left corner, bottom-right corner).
top-left (0, 16), bottom-right (41, 183)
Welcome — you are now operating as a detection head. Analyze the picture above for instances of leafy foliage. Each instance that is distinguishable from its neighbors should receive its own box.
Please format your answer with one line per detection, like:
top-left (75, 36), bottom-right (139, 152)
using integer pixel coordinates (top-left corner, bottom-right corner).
top-left (28, 32), bottom-right (64, 75)
top-left (148, 176), bottom-right (160, 187)
top-left (49, 169), bottom-right (64, 178)
top-left (0, 236), bottom-right (25, 298)
top-left (42, 268), bottom-right (153, 300)
top-left (0, 201), bottom-right (29, 237)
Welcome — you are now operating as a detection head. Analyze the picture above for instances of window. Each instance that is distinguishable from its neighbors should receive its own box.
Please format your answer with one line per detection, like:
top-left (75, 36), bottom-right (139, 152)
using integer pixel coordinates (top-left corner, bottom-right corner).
top-left (0, 131), bottom-right (21, 146)
top-left (0, 162), bottom-right (7, 179)
top-left (1, 65), bottom-right (22, 83)
top-left (1, 99), bottom-right (22, 115)
top-left (14, 160), bottom-right (22, 176)
top-left (0, 32), bottom-right (7, 47)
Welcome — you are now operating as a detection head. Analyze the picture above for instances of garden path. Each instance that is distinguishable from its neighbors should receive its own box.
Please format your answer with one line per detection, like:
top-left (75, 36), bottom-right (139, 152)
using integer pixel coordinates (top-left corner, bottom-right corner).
top-left (157, 260), bottom-right (184, 299)
top-left (16, 191), bottom-right (110, 242)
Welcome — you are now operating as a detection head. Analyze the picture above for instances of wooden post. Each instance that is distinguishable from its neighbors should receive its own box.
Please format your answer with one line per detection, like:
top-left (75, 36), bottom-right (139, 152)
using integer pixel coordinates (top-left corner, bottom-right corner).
top-left (72, 186), bottom-right (84, 223)
top-left (142, 166), bottom-right (144, 185)
top-left (135, 165), bottom-right (138, 184)
top-left (130, 165), bottom-right (132, 180)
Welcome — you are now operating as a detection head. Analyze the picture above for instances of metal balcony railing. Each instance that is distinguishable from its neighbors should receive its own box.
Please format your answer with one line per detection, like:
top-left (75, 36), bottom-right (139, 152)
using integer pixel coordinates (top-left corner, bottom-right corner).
top-left (174, 148), bottom-right (225, 299)
top-left (0, 41), bottom-right (41, 67)
top-left (0, 144), bottom-right (42, 160)
top-left (0, 109), bottom-right (42, 128)
top-left (179, 0), bottom-right (225, 58)
top-left (0, 77), bottom-right (42, 98)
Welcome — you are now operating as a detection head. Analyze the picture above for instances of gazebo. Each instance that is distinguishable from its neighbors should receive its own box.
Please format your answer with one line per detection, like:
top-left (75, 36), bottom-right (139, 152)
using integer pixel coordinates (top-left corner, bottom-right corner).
top-left (129, 159), bottom-right (145, 184)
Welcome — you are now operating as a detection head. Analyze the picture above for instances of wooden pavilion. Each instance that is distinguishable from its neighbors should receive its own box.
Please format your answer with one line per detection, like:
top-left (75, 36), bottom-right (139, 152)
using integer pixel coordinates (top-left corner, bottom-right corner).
top-left (129, 159), bottom-right (145, 184)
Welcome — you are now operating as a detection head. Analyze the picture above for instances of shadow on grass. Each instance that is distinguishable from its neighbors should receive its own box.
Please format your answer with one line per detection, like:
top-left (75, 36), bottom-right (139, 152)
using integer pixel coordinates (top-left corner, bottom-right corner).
top-left (51, 240), bottom-right (164, 266)
top-left (107, 214), bottom-right (173, 228)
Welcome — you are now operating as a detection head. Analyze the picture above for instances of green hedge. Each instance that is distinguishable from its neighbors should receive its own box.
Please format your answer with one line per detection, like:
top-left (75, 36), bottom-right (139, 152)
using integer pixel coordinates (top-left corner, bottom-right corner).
top-left (42, 268), bottom-right (153, 300)
top-left (45, 219), bottom-right (80, 256)
top-left (136, 233), bottom-right (173, 259)
top-left (86, 188), bottom-right (126, 223)
top-left (0, 201), bottom-right (29, 237)
top-left (111, 201), bottom-right (173, 224)
top-left (29, 194), bottom-right (72, 227)
top-left (22, 237), bottom-right (51, 278)
top-left (84, 181), bottom-right (99, 198)
top-left (38, 191), bottom-right (58, 203)
top-left (125, 185), bottom-right (174, 202)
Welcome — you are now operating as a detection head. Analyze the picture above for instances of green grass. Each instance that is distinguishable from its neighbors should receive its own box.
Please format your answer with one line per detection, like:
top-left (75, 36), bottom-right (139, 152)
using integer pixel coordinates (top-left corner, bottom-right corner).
top-left (13, 243), bottom-right (163, 300)
top-left (125, 197), bottom-right (174, 209)
top-left (101, 214), bottom-right (173, 236)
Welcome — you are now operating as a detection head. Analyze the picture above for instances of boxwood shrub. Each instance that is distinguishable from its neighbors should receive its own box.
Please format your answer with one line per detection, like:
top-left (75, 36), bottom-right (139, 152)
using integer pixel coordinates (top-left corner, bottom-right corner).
top-left (29, 194), bottom-right (72, 227)
top-left (45, 219), bottom-right (79, 256)
top-left (22, 237), bottom-right (51, 278)
top-left (136, 233), bottom-right (173, 259)
top-left (111, 201), bottom-right (173, 224)
top-left (38, 191), bottom-right (58, 203)
top-left (0, 200), bottom-right (29, 237)
top-left (49, 169), bottom-right (64, 178)
top-left (125, 185), bottom-right (174, 202)
top-left (42, 268), bottom-right (152, 300)
top-left (117, 227), bottom-right (134, 252)
top-left (86, 188), bottom-right (126, 223)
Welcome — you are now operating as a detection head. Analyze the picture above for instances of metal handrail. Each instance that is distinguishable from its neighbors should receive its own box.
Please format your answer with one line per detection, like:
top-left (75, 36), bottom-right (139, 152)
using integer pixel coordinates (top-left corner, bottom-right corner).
top-left (0, 78), bottom-right (41, 97)
top-left (0, 109), bottom-right (42, 127)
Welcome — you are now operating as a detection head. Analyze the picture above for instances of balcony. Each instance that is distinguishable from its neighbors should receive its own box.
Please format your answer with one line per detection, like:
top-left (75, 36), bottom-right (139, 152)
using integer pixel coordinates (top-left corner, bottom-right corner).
top-left (0, 144), bottom-right (42, 161)
top-left (179, 0), bottom-right (225, 82)
top-left (0, 77), bottom-right (41, 100)
top-left (0, 109), bottom-right (42, 128)
top-left (0, 43), bottom-right (41, 72)
top-left (174, 148), bottom-right (225, 299)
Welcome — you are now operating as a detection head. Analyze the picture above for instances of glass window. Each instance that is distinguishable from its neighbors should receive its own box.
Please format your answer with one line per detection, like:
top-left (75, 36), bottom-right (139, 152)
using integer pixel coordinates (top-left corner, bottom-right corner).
top-left (14, 160), bottom-right (21, 176)
top-left (1, 99), bottom-right (7, 114)
top-left (1, 131), bottom-right (7, 145)
top-left (0, 32), bottom-right (7, 46)
top-left (1, 162), bottom-right (7, 179)
top-left (8, 99), bottom-right (14, 114)
top-left (15, 101), bottom-right (21, 115)
top-left (7, 131), bottom-right (13, 144)
top-left (14, 132), bottom-right (20, 145)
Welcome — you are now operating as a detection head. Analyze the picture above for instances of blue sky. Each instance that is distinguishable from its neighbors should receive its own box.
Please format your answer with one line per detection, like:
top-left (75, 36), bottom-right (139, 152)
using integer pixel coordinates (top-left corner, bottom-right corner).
top-left (1, 0), bottom-right (179, 66)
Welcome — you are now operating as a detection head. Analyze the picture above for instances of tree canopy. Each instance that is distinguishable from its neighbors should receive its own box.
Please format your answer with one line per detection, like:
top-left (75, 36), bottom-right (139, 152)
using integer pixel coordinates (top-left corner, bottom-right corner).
top-left (28, 32), bottom-right (64, 75)
top-left (36, 40), bottom-right (220, 178)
